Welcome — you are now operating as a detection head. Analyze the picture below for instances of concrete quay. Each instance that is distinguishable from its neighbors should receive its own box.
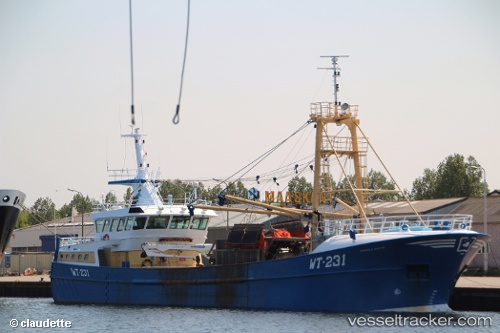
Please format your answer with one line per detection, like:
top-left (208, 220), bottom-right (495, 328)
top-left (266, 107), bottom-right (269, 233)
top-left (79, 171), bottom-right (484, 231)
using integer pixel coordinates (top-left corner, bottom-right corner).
top-left (454, 276), bottom-right (500, 289)
top-left (450, 276), bottom-right (500, 311)
top-left (0, 275), bottom-right (51, 297)
top-left (0, 275), bottom-right (50, 283)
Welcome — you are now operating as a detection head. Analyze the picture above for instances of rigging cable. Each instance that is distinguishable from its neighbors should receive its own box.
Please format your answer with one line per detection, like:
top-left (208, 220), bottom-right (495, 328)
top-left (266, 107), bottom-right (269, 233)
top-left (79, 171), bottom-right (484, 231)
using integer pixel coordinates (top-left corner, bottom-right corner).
top-left (173, 0), bottom-right (191, 125)
top-left (273, 124), bottom-right (314, 181)
top-left (218, 120), bottom-right (312, 188)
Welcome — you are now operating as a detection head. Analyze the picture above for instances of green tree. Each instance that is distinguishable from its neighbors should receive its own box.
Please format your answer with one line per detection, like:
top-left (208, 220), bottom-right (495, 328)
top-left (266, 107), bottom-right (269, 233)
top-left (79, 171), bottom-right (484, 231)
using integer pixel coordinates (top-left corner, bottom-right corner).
top-left (207, 180), bottom-right (248, 204)
top-left (201, 184), bottom-right (223, 203)
top-left (226, 180), bottom-right (248, 200)
top-left (288, 176), bottom-right (313, 203)
top-left (411, 168), bottom-right (437, 200)
top-left (365, 170), bottom-right (401, 201)
top-left (58, 203), bottom-right (72, 218)
top-left (332, 169), bottom-right (400, 204)
top-left (411, 154), bottom-right (486, 199)
top-left (15, 210), bottom-right (30, 228)
top-left (332, 176), bottom-right (355, 204)
top-left (159, 179), bottom-right (193, 203)
top-left (466, 165), bottom-right (488, 197)
top-left (29, 197), bottom-right (57, 225)
top-left (105, 191), bottom-right (117, 203)
top-left (159, 179), bottom-right (228, 204)
top-left (124, 187), bottom-right (133, 203)
top-left (435, 154), bottom-right (484, 198)
top-left (67, 194), bottom-right (94, 214)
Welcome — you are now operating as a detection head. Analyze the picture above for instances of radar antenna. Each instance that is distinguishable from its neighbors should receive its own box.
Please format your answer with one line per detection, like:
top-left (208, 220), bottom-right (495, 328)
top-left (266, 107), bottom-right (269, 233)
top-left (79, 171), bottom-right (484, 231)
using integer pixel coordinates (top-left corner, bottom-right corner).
top-left (318, 55), bottom-right (349, 107)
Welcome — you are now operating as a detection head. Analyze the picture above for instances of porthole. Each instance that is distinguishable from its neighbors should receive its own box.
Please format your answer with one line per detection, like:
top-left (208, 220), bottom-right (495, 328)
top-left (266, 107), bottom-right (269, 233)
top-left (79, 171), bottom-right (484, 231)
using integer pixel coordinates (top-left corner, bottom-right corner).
top-left (2, 196), bottom-right (9, 203)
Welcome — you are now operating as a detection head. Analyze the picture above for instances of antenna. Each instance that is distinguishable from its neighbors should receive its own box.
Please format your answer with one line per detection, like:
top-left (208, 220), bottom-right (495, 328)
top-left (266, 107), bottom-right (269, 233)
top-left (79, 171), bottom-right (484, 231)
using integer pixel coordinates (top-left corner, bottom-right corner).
top-left (129, 0), bottom-right (135, 126)
top-left (318, 55), bottom-right (349, 106)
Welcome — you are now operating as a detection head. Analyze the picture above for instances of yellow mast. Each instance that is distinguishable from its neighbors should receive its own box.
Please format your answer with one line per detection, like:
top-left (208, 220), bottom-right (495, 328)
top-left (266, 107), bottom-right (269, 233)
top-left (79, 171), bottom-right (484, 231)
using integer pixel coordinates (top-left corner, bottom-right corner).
top-left (309, 55), bottom-right (423, 230)
top-left (310, 56), bottom-right (368, 233)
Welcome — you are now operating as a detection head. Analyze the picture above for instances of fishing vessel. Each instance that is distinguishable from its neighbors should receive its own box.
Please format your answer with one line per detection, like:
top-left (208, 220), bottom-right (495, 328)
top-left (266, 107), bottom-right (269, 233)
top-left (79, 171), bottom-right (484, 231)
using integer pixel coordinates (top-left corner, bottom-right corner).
top-left (0, 189), bottom-right (25, 263)
top-left (50, 54), bottom-right (490, 312)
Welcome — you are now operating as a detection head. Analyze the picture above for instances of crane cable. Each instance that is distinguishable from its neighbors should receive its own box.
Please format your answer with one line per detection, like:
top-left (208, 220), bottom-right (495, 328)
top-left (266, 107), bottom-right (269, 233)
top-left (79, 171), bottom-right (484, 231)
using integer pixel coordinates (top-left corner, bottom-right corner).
top-left (173, 0), bottom-right (191, 124)
top-left (129, 0), bottom-right (135, 126)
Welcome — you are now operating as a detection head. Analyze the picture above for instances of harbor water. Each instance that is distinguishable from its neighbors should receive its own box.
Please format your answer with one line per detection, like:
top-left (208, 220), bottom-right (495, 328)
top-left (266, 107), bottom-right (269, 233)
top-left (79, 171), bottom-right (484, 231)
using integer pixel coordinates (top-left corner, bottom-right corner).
top-left (0, 298), bottom-right (497, 332)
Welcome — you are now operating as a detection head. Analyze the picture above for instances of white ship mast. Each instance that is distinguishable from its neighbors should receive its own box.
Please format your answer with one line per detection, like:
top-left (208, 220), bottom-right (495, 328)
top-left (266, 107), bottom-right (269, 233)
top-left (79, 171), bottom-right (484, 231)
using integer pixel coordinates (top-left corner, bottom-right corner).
top-left (108, 129), bottom-right (163, 210)
top-left (106, 1), bottom-right (163, 210)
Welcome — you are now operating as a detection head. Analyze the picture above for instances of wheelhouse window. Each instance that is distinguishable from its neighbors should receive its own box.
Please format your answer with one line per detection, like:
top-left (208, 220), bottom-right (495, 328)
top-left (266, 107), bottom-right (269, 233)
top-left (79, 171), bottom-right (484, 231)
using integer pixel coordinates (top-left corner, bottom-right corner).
top-left (146, 216), bottom-right (169, 229)
top-left (102, 219), bottom-right (111, 233)
top-left (110, 218), bottom-right (120, 232)
top-left (170, 216), bottom-right (190, 229)
top-left (133, 217), bottom-right (147, 230)
top-left (117, 218), bottom-right (125, 231)
top-left (95, 220), bottom-right (104, 233)
top-left (125, 217), bottom-right (135, 231)
top-left (190, 217), bottom-right (209, 230)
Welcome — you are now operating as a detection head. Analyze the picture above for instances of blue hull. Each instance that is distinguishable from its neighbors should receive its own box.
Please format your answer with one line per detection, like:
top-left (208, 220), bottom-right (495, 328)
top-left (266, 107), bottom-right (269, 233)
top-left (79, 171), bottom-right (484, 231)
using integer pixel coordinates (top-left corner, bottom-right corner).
top-left (51, 233), bottom-right (487, 312)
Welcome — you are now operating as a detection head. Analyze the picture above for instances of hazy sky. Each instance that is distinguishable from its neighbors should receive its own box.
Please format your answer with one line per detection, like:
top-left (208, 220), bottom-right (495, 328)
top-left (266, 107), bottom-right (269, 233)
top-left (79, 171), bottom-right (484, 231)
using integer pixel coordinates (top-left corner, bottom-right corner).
top-left (1, 0), bottom-right (499, 208)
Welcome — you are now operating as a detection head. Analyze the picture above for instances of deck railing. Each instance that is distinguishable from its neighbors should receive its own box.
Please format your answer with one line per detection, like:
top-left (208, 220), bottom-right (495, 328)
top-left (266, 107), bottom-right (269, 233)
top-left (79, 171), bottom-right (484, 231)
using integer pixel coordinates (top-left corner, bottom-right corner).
top-left (59, 237), bottom-right (94, 247)
top-left (310, 102), bottom-right (359, 118)
top-left (321, 214), bottom-right (473, 236)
